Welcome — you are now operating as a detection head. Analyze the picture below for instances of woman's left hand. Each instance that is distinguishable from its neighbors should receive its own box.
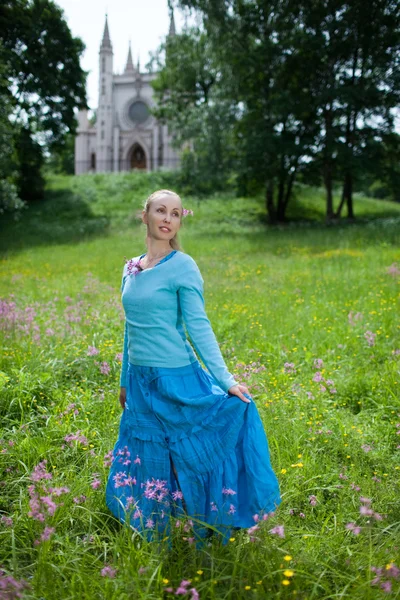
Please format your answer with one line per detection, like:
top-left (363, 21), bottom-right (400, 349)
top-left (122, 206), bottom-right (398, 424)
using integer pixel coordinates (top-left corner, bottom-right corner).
top-left (227, 383), bottom-right (252, 403)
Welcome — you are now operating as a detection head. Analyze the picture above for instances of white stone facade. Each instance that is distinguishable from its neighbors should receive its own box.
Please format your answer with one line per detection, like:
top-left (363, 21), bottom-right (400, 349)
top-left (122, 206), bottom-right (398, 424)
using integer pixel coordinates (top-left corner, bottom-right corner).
top-left (74, 16), bottom-right (180, 174)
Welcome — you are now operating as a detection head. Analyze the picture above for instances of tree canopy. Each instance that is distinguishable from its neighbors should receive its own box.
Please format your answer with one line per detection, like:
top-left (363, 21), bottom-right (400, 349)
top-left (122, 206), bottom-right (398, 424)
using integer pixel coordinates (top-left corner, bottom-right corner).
top-left (0, 0), bottom-right (87, 207)
top-left (154, 0), bottom-right (400, 222)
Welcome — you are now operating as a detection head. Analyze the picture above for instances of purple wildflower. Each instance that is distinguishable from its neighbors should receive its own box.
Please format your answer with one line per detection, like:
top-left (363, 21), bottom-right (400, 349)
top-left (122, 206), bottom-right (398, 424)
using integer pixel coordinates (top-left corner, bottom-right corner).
top-left (87, 346), bottom-right (99, 356)
top-left (145, 518), bottom-right (155, 529)
top-left (386, 262), bottom-right (400, 277)
top-left (222, 487), bottom-right (236, 496)
top-left (313, 371), bottom-right (324, 383)
top-left (99, 361), bottom-right (111, 375)
top-left (346, 522), bottom-right (362, 535)
top-left (364, 330), bottom-right (376, 347)
top-left (40, 526), bottom-right (55, 541)
top-left (101, 565), bottom-right (117, 578)
top-left (269, 524), bottom-right (285, 538)
top-left (228, 504), bottom-right (236, 515)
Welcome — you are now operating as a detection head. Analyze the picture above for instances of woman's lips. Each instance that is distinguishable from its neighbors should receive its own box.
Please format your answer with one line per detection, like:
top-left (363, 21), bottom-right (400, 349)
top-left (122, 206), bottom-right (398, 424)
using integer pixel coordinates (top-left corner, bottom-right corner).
top-left (159, 226), bottom-right (171, 232)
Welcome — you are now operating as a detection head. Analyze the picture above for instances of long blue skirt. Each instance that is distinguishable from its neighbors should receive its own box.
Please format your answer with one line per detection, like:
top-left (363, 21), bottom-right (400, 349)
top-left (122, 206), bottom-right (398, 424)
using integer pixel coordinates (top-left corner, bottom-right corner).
top-left (105, 359), bottom-right (282, 546)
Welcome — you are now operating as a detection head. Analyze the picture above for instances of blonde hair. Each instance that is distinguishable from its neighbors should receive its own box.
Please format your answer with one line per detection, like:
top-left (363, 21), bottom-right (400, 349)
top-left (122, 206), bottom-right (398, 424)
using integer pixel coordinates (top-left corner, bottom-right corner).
top-left (142, 189), bottom-right (183, 251)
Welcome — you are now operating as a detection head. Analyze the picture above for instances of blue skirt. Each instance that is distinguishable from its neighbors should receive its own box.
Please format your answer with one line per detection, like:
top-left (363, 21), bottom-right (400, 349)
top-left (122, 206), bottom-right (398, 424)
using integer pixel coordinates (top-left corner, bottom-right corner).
top-left (105, 359), bottom-right (282, 546)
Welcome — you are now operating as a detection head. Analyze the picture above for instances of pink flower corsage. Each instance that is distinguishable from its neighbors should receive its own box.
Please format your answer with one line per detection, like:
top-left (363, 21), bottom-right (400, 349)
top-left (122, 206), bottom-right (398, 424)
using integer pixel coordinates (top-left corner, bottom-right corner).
top-left (124, 257), bottom-right (142, 277)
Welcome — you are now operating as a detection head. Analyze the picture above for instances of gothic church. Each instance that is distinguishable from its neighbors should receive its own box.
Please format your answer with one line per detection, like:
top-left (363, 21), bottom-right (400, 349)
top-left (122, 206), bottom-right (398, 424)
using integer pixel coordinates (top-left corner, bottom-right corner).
top-left (74, 15), bottom-right (179, 174)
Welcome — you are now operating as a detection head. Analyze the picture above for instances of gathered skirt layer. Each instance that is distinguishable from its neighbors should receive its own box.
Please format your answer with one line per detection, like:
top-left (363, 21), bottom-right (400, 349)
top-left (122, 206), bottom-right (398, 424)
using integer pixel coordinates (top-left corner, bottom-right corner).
top-left (105, 359), bottom-right (282, 545)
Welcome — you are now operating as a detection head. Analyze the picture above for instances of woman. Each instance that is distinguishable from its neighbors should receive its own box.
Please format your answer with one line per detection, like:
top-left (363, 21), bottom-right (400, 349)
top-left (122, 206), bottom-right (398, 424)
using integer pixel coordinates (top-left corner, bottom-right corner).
top-left (105, 189), bottom-right (281, 546)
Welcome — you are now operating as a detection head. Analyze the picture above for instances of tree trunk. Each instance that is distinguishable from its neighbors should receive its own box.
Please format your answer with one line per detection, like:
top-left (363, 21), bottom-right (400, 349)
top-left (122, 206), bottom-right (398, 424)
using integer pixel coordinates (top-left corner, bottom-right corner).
top-left (345, 171), bottom-right (354, 218)
top-left (324, 161), bottom-right (334, 219)
top-left (265, 181), bottom-right (276, 223)
top-left (335, 177), bottom-right (347, 218)
top-left (283, 170), bottom-right (296, 211)
top-left (323, 106), bottom-right (334, 220)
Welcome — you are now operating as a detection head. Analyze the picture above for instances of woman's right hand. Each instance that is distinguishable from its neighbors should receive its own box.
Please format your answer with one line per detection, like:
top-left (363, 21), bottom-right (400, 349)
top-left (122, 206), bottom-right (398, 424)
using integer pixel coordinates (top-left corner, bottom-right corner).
top-left (119, 387), bottom-right (127, 409)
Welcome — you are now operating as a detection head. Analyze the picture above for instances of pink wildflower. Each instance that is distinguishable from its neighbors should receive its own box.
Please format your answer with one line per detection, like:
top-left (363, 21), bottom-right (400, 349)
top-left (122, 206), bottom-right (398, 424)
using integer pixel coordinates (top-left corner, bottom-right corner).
top-left (101, 565), bottom-right (117, 578)
top-left (87, 346), bottom-right (99, 356)
top-left (284, 362), bottom-right (296, 374)
top-left (346, 522), bottom-right (361, 535)
top-left (364, 331), bottom-right (376, 347)
top-left (222, 487), bottom-right (236, 495)
top-left (30, 460), bottom-right (53, 482)
top-left (269, 525), bottom-right (285, 538)
top-left (360, 496), bottom-right (372, 504)
top-left (360, 505), bottom-right (374, 516)
top-left (145, 518), bottom-right (155, 529)
top-left (40, 526), bottom-right (55, 541)
top-left (99, 361), bottom-right (111, 375)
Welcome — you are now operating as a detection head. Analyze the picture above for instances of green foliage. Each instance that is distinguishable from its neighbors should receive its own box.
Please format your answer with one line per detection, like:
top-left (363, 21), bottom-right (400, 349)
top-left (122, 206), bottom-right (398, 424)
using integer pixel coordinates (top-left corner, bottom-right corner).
top-left (0, 0), bottom-right (87, 146)
top-left (0, 0), bottom-right (88, 211)
top-left (151, 28), bottom-right (237, 194)
top-left (14, 126), bottom-right (45, 201)
top-left (154, 0), bottom-right (400, 222)
top-left (46, 133), bottom-right (76, 175)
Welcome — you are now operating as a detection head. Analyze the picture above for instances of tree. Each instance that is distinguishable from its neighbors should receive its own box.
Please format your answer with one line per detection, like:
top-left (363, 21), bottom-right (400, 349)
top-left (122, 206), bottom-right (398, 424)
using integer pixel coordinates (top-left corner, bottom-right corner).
top-left (150, 28), bottom-right (238, 194)
top-left (0, 0), bottom-right (87, 200)
top-left (162, 0), bottom-right (400, 222)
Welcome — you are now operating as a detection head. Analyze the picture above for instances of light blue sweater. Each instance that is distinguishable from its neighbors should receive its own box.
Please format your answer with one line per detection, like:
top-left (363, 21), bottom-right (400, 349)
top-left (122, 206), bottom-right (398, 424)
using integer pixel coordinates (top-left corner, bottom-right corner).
top-left (119, 249), bottom-right (238, 393)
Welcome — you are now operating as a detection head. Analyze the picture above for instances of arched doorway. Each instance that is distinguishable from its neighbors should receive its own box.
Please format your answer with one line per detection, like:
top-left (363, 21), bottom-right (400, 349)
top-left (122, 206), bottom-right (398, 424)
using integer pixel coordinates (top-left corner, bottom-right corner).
top-left (130, 143), bottom-right (146, 170)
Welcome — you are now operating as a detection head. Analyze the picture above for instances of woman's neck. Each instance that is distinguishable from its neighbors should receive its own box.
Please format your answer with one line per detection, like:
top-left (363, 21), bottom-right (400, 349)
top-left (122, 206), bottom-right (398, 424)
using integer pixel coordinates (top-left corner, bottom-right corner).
top-left (145, 241), bottom-right (173, 259)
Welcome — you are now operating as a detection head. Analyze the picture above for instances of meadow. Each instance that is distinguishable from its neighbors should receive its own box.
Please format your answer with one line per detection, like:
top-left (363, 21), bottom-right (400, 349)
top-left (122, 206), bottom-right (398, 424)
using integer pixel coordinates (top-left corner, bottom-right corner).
top-left (0, 172), bottom-right (399, 599)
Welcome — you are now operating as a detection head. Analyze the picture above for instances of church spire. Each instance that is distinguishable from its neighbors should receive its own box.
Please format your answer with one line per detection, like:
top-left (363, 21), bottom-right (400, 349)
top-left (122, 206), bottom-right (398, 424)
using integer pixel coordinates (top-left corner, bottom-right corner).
top-left (101, 14), bottom-right (112, 50)
top-left (124, 41), bottom-right (135, 73)
top-left (168, 10), bottom-right (176, 37)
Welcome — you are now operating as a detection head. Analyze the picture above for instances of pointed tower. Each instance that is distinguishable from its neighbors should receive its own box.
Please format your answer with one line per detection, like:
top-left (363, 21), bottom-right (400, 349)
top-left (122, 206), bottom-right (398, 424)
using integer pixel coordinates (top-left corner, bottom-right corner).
top-left (168, 11), bottom-right (176, 37)
top-left (124, 42), bottom-right (135, 74)
top-left (96, 14), bottom-right (114, 172)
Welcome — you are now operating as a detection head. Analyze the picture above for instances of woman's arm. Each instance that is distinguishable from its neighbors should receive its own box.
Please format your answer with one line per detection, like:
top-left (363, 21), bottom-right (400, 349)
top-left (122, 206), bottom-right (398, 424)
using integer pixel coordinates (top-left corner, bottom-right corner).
top-left (120, 320), bottom-right (129, 388)
top-left (178, 260), bottom-right (239, 394)
top-left (119, 262), bottom-right (129, 390)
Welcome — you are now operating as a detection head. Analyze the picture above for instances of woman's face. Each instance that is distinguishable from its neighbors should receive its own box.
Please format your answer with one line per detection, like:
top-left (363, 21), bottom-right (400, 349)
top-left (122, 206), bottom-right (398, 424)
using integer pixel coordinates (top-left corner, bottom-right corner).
top-left (143, 195), bottom-right (182, 241)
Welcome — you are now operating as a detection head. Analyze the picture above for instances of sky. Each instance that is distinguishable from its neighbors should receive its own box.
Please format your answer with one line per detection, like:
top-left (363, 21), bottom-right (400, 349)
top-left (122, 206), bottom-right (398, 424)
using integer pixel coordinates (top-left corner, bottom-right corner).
top-left (56, 0), bottom-right (188, 111)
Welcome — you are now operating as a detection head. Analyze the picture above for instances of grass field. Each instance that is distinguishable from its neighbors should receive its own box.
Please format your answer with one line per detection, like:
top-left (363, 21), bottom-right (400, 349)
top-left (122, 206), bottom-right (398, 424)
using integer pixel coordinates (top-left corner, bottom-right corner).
top-left (0, 172), bottom-right (399, 599)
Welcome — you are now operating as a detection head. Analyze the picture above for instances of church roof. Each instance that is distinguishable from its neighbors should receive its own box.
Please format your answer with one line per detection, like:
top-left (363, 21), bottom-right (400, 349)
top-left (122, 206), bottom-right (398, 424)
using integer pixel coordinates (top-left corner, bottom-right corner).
top-left (169, 11), bottom-right (176, 37)
top-left (101, 15), bottom-right (112, 50)
top-left (125, 42), bottom-right (135, 73)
